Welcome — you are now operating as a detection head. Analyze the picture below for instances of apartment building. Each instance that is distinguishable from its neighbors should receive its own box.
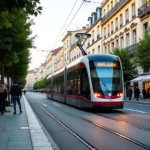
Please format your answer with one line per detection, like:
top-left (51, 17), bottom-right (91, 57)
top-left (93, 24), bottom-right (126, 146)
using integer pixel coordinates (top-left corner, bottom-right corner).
top-left (46, 47), bottom-right (62, 76)
top-left (101, 0), bottom-right (150, 96)
top-left (62, 28), bottom-right (87, 65)
top-left (25, 70), bottom-right (35, 91)
top-left (86, 7), bottom-right (102, 54)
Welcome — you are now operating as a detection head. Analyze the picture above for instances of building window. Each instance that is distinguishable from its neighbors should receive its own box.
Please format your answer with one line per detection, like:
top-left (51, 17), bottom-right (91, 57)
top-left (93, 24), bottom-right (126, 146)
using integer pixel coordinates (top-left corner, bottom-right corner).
top-left (126, 33), bottom-right (130, 47)
top-left (111, 21), bottom-right (114, 34)
top-left (115, 17), bottom-right (118, 31)
top-left (105, 46), bottom-right (107, 54)
top-left (111, 1), bottom-right (113, 8)
top-left (97, 25), bottom-right (100, 35)
top-left (107, 5), bottom-right (109, 12)
top-left (104, 27), bottom-right (106, 38)
top-left (143, 68), bottom-right (149, 73)
top-left (104, 9), bottom-right (106, 16)
top-left (125, 9), bottom-right (129, 23)
top-left (143, 22), bottom-right (148, 34)
top-left (132, 29), bottom-right (136, 44)
top-left (121, 36), bottom-right (124, 48)
top-left (92, 30), bottom-right (94, 41)
top-left (116, 39), bottom-right (119, 47)
top-left (108, 45), bottom-right (110, 53)
top-left (98, 46), bottom-right (100, 53)
top-left (93, 49), bottom-right (95, 54)
top-left (112, 42), bottom-right (114, 50)
top-left (132, 3), bottom-right (136, 18)
top-left (120, 14), bottom-right (123, 27)
top-left (108, 24), bottom-right (110, 36)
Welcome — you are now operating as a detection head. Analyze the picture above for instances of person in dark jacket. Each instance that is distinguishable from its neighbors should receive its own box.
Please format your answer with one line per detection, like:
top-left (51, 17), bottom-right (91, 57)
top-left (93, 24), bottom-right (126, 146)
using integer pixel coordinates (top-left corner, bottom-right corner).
top-left (0, 83), bottom-right (7, 115)
top-left (128, 86), bottom-right (133, 100)
top-left (135, 87), bottom-right (140, 101)
top-left (142, 88), bottom-right (146, 100)
top-left (10, 81), bottom-right (22, 114)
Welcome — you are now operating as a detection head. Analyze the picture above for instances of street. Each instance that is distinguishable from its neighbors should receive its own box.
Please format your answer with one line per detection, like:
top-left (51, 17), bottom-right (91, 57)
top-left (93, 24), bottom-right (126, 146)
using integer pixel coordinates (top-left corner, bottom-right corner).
top-left (25, 92), bottom-right (150, 150)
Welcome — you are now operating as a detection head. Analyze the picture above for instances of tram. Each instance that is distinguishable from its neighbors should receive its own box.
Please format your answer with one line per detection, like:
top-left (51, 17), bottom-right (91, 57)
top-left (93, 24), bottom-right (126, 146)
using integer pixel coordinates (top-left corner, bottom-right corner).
top-left (46, 33), bottom-right (124, 109)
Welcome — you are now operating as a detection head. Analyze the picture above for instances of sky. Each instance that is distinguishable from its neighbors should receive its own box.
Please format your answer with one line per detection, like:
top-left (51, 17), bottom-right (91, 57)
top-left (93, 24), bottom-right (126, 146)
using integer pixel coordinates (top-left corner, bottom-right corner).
top-left (29, 0), bottom-right (103, 70)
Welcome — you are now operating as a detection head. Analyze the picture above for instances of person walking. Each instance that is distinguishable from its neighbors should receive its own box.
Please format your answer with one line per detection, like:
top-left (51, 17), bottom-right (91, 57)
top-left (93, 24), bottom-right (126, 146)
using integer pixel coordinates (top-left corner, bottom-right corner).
top-left (128, 86), bottom-right (133, 100)
top-left (142, 88), bottom-right (146, 100)
top-left (0, 83), bottom-right (7, 115)
top-left (135, 87), bottom-right (140, 101)
top-left (10, 81), bottom-right (22, 114)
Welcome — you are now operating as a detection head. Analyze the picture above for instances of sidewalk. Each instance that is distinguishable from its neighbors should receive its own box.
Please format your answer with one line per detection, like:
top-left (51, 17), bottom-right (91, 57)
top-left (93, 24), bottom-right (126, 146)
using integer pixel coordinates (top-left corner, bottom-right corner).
top-left (125, 97), bottom-right (150, 104)
top-left (0, 95), bottom-right (58, 150)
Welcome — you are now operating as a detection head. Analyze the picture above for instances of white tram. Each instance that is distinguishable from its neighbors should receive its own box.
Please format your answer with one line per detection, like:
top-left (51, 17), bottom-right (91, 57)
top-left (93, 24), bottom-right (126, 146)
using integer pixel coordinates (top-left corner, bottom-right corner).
top-left (46, 54), bottom-right (124, 109)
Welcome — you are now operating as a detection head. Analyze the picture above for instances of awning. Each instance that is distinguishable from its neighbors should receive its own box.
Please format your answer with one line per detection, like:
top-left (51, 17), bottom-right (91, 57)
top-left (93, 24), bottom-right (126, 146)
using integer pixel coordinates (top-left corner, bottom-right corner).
top-left (130, 75), bottom-right (147, 82)
top-left (143, 74), bottom-right (150, 82)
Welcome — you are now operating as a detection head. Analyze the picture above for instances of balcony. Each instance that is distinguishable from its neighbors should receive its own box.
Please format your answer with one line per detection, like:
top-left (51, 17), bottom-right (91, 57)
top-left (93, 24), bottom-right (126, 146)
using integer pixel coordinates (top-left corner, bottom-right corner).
top-left (92, 39), bottom-right (94, 43)
top-left (127, 43), bottom-right (137, 54)
top-left (138, 1), bottom-right (150, 17)
top-left (132, 14), bottom-right (136, 19)
top-left (120, 23), bottom-right (123, 28)
top-left (116, 27), bottom-right (118, 31)
top-left (126, 19), bottom-right (129, 24)
top-left (102, 0), bottom-right (129, 24)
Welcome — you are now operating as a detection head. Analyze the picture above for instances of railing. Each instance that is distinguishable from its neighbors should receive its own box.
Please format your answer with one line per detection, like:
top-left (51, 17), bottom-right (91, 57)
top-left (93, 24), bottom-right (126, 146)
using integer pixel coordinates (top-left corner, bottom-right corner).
top-left (92, 39), bottom-right (94, 43)
top-left (126, 19), bottom-right (129, 24)
top-left (126, 43), bottom-right (137, 54)
top-left (138, 1), bottom-right (150, 16)
top-left (102, 0), bottom-right (128, 23)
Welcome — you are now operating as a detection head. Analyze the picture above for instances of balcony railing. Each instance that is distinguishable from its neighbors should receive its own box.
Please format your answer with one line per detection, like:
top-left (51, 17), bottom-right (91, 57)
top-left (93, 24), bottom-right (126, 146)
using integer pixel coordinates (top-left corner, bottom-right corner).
top-left (92, 39), bottom-right (94, 43)
top-left (102, 0), bottom-right (129, 23)
top-left (126, 43), bottom-right (137, 54)
top-left (138, 1), bottom-right (150, 17)
top-left (126, 19), bottom-right (129, 24)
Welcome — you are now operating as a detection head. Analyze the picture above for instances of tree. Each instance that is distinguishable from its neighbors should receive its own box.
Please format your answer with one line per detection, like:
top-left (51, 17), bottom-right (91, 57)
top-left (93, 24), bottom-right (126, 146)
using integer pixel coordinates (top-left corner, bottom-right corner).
top-left (111, 48), bottom-right (136, 82)
top-left (0, 0), bottom-right (42, 28)
top-left (0, 10), bottom-right (34, 84)
top-left (134, 27), bottom-right (150, 69)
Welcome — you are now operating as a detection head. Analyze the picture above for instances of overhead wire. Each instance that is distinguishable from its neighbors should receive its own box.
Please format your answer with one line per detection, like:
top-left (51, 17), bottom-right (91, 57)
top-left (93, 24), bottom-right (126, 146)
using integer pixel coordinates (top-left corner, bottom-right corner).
top-left (51, 0), bottom-right (79, 49)
top-left (52, 0), bottom-right (85, 49)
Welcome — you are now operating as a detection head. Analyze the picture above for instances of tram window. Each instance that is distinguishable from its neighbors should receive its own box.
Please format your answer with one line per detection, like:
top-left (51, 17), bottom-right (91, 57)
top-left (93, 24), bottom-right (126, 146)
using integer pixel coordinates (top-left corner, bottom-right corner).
top-left (80, 67), bottom-right (90, 100)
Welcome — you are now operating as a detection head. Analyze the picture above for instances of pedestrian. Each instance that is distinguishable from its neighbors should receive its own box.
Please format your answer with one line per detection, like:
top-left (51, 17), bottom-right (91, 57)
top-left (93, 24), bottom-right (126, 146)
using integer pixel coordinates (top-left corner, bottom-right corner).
top-left (24, 90), bottom-right (26, 95)
top-left (142, 88), bottom-right (146, 100)
top-left (0, 83), bottom-right (7, 115)
top-left (10, 81), bottom-right (22, 114)
top-left (128, 86), bottom-right (133, 100)
top-left (135, 86), bottom-right (140, 101)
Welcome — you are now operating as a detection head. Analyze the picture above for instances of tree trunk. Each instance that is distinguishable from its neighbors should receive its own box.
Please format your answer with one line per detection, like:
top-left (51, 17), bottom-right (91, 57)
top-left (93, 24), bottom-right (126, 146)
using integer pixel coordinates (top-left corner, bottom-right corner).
top-left (7, 73), bottom-right (11, 106)
top-left (0, 52), bottom-right (4, 84)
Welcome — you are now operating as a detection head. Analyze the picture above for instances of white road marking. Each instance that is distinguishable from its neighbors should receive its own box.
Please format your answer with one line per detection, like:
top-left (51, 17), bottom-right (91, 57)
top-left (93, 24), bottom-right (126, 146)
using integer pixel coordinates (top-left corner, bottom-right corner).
top-left (52, 102), bottom-right (61, 107)
top-left (124, 108), bottom-right (147, 113)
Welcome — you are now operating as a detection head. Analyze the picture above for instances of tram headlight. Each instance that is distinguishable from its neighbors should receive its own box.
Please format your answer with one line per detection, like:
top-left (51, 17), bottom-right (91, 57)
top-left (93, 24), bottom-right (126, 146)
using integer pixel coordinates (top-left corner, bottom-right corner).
top-left (117, 92), bottom-right (123, 97)
top-left (94, 92), bottom-right (101, 97)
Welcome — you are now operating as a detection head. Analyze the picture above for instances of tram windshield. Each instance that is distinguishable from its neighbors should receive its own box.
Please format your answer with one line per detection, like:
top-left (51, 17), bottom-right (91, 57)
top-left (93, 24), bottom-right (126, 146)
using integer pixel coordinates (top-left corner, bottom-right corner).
top-left (90, 60), bottom-right (123, 97)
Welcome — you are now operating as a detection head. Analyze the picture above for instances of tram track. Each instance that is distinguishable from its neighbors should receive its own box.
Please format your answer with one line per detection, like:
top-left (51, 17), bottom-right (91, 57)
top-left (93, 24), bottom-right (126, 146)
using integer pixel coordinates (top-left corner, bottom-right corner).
top-left (96, 113), bottom-right (150, 132)
top-left (34, 98), bottom-right (150, 150)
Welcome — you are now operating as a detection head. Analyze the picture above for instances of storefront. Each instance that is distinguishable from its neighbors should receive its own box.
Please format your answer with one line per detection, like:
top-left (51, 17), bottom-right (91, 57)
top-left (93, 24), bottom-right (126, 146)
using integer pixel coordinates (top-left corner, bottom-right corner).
top-left (130, 74), bottom-right (150, 98)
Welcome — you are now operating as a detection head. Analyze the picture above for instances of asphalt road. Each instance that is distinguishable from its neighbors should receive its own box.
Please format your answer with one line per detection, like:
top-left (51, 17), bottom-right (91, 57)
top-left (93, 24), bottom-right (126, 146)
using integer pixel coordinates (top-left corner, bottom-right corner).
top-left (25, 92), bottom-right (150, 150)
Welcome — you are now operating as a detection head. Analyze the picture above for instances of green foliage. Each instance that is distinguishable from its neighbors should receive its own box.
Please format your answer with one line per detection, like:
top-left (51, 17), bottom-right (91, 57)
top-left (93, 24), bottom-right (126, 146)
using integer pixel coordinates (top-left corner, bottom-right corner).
top-left (111, 48), bottom-right (136, 82)
top-left (134, 27), bottom-right (150, 69)
top-left (33, 76), bottom-right (48, 90)
top-left (0, 0), bottom-right (42, 16)
top-left (0, 0), bottom-right (42, 28)
top-left (0, 10), bottom-right (35, 87)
